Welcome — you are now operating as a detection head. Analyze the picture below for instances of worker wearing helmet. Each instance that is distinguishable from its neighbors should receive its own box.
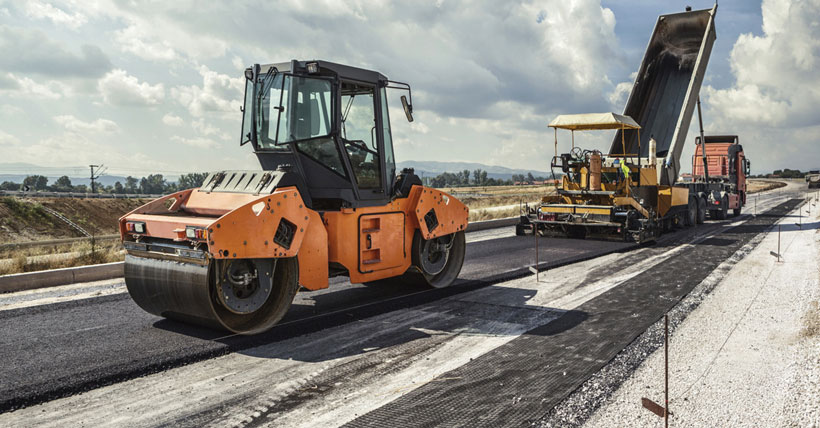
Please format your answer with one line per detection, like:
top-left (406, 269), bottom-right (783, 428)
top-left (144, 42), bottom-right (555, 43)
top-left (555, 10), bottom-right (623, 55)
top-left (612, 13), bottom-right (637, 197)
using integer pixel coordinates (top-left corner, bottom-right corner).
top-left (613, 159), bottom-right (621, 182)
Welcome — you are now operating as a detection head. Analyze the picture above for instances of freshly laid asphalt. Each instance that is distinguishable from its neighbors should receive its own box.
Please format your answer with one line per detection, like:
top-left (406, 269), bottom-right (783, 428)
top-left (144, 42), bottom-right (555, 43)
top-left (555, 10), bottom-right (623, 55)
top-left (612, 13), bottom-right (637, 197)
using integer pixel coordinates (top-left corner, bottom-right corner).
top-left (0, 229), bottom-right (629, 412)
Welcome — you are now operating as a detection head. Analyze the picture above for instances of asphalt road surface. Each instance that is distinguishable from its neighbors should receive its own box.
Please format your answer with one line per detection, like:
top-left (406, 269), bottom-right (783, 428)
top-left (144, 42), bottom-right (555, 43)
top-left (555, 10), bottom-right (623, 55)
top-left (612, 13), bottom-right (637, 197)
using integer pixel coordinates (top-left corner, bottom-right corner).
top-left (0, 181), bottom-right (806, 422)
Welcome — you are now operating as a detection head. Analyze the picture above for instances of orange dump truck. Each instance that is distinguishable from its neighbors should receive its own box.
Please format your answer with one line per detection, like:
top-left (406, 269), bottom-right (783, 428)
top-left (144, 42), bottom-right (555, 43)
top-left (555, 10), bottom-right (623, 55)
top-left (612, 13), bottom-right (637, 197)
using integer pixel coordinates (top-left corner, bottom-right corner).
top-left (684, 135), bottom-right (750, 219)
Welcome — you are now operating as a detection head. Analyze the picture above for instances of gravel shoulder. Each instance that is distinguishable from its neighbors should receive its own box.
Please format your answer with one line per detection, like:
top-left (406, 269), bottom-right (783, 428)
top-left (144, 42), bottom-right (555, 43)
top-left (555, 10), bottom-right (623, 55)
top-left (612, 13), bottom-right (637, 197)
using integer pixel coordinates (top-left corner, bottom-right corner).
top-left (577, 200), bottom-right (820, 427)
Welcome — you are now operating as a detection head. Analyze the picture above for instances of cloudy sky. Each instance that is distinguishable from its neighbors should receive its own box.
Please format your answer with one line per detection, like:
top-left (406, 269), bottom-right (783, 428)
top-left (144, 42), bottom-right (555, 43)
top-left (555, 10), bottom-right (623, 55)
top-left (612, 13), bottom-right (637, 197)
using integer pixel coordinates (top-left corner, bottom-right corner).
top-left (0, 0), bottom-right (817, 177)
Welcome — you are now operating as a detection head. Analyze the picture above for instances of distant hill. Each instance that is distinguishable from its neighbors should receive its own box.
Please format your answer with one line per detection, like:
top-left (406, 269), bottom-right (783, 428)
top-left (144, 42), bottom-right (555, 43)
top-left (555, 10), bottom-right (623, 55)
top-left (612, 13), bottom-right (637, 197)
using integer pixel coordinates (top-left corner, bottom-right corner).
top-left (397, 160), bottom-right (550, 180)
top-left (0, 160), bottom-right (552, 185)
top-left (0, 163), bottom-right (176, 186)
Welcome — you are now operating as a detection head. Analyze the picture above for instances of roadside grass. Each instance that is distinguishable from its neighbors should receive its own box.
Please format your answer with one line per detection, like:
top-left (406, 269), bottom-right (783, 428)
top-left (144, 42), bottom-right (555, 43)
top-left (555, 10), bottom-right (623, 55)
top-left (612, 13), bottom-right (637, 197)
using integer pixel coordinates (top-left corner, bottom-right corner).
top-left (0, 241), bottom-right (124, 275)
top-left (469, 207), bottom-right (521, 222)
top-left (440, 184), bottom-right (557, 196)
top-left (442, 185), bottom-right (556, 211)
top-left (747, 179), bottom-right (787, 193)
top-left (0, 238), bottom-right (120, 259)
top-left (0, 197), bottom-right (58, 226)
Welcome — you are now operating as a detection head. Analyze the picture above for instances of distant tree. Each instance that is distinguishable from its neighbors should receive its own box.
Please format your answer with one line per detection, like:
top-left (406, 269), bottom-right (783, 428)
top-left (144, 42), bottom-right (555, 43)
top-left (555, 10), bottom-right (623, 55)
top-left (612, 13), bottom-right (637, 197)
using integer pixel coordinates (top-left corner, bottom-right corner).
top-left (114, 181), bottom-right (124, 194)
top-left (140, 174), bottom-right (167, 194)
top-left (0, 181), bottom-right (20, 190)
top-left (479, 170), bottom-right (488, 186)
top-left (53, 175), bottom-right (73, 192)
top-left (124, 176), bottom-right (139, 194)
top-left (177, 172), bottom-right (208, 189)
top-left (526, 172), bottom-right (535, 184)
top-left (74, 184), bottom-right (88, 193)
top-left (472, 169), bottom-right (482, 185)
top-left (163, 182), bottom-right (179, 193)
top-left (460, 169), bottom-right (470, 186)
top-left (23, 175), bottom-right (48, 191)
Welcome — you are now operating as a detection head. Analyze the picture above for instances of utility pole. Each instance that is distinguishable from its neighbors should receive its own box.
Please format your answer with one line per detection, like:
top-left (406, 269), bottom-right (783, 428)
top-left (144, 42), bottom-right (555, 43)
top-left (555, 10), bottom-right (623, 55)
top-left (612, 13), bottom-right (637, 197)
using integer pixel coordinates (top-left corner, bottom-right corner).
top-left (89, 164), bottom-right (107, 193)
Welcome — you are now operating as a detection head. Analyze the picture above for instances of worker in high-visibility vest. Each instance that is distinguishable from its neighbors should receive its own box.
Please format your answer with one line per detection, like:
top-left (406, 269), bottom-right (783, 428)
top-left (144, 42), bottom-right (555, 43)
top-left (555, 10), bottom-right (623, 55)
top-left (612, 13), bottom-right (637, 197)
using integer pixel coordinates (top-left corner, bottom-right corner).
top-left (620, 159), bottom-right (631, 182)
top-left (614, 158), bottom-right (631, 183)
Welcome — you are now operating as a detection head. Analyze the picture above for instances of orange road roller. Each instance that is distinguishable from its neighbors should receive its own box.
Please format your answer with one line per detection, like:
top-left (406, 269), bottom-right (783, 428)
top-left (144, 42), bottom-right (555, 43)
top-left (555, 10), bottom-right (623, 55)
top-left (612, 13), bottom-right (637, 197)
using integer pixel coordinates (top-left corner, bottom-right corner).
top-left (120, 60), bottom-right (468, 334)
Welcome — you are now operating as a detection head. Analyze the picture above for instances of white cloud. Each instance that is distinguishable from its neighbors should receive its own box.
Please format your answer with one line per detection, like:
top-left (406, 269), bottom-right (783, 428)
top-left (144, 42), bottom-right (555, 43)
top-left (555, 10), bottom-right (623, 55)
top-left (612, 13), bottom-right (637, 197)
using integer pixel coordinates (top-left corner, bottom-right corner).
top-left (191, 118), bottom-right (231, 140)
top-left (69, 1), bottom-right (229, 62)
top-left (231, 55), bottom-right (245, 71)
top-left (0, 104), bottom-right (24, 116)
top-left (608, 72), bottom-right (637, 109)
top-left (0, 26), bottom-right (110, 78)
top-left (98, 69), bottom-right (164, 106)
top-left (0, 72), bottom-right (70, 99)
top-left (11, 128), bottom-right (170, 173)
top-left (11, 0), bottom-right (815, 175)
top-left (706, 0), bottom-right (820, 128)
top-left (162, 114), bottom-right (184, 126)
top-left (703, 0), bottom-right (820, 172)
top-left (171, 135), bottom-right (219, 149)
top-left (25, 1), bottom-right (88, 29)
top-left (0, 130), bottom-right (20, 146)
top-left (114, 24), bottom-right (178, 61)
top-left (55, 115), bottom-right (120, 134)
top-left (172, 66), bottom-right (243, 117)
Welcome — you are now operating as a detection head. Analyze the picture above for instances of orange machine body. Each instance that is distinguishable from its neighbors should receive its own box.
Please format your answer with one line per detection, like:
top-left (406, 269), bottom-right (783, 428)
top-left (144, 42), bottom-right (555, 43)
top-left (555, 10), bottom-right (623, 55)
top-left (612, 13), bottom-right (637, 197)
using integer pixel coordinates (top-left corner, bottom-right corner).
top-left (120, 185), bottom-right (467, 291)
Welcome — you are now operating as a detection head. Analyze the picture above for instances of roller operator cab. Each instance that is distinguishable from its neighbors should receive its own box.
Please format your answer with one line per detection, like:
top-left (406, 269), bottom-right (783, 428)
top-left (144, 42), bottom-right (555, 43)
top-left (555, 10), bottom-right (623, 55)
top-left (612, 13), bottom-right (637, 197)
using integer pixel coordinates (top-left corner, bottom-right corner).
top-left (119, 60), bottom-right (468, 334)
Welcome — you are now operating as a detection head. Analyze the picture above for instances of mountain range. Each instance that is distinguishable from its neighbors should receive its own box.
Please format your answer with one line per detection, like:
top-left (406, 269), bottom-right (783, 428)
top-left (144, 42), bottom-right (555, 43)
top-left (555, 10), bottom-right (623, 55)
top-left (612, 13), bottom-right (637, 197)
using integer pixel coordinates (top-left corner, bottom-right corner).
top-left (396, 160), bottom-right (550, 180)
top-left (0, 160), bottom-right (552, 186)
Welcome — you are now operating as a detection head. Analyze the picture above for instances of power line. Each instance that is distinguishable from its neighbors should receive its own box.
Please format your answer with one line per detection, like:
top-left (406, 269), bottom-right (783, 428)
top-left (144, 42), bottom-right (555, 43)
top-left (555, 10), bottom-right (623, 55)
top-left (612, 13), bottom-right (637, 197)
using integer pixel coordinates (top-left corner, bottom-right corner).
top-left (89, 164), bottom-right (107, 193)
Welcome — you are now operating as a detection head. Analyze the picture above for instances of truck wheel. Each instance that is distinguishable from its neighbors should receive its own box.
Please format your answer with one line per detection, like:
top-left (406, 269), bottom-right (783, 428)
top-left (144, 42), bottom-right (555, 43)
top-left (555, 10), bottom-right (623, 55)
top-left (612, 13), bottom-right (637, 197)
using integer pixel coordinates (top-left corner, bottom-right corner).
top-left (685, 196), bottom-right (697, 227)
top-left (515, 224), bottom-right (527, 236)
top-left (408, 230), bottom-right (466, 288)
top-left (733, 206), bottom-right (742, 217)
top-left (715, 195), bottom-right (729, 220)
top-left (696, 196), bottom-right (706, 224)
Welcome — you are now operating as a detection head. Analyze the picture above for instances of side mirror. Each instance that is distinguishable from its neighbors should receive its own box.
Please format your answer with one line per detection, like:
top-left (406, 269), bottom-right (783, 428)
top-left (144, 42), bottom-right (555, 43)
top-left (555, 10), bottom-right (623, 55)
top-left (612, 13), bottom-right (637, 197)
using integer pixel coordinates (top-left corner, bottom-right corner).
top-left (401, 95), bottom-right (414, 122)
top-left (745, 160), bottom-right (751, 176)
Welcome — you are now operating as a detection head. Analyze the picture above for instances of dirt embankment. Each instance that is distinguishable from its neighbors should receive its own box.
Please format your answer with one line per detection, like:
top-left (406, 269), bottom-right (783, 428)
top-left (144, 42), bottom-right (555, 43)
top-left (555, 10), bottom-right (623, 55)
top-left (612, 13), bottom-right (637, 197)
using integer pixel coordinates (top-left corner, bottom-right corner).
top-left (0, 197), bottom-right (146, 243)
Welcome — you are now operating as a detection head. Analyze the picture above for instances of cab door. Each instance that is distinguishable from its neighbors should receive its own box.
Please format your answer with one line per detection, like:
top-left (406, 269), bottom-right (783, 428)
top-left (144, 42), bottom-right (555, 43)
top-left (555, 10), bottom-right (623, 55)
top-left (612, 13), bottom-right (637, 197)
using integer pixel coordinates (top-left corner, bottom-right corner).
top-left (358, 213), bottom-right (405, 273)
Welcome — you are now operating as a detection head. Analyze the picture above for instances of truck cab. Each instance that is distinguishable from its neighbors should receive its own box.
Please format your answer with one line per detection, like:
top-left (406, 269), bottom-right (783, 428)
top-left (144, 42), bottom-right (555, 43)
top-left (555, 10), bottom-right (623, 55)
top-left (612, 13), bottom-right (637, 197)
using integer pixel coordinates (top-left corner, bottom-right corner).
top-left (692, 135), bottom-right (750, 217)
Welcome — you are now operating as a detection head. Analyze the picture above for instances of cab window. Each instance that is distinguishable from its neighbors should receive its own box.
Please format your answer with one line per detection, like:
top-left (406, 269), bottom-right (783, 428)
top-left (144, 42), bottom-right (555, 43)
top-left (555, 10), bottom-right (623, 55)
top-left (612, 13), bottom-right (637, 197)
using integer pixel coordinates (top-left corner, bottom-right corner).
top-left (341, 83), bottom-right (381, 189)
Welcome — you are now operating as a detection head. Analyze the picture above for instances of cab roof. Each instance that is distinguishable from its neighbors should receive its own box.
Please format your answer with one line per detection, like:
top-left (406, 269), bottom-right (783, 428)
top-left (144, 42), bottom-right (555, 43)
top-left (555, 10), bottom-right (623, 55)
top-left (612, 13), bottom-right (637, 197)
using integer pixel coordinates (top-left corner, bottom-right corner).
top-left (261, 60), bottom-right (388, 84)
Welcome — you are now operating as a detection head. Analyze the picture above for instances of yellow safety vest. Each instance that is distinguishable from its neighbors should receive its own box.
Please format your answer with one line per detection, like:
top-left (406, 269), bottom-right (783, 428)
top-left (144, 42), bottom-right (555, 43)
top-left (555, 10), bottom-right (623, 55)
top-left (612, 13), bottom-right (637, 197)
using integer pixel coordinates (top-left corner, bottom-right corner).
top-left (621, 162), bottom-right (630, 179)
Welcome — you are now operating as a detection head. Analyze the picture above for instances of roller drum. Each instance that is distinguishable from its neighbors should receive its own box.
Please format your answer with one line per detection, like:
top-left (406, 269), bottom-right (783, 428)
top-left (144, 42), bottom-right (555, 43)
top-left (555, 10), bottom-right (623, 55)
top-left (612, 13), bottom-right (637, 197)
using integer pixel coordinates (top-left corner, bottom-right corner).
top-left (125, 255), bottom-right (221, 329)
top-left (124, 254), bottom-right (300, 334)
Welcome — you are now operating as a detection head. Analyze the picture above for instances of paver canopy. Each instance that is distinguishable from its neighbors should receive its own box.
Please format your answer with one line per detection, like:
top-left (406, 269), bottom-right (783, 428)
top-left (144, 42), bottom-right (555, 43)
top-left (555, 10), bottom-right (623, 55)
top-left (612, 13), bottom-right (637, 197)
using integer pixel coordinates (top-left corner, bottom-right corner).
top-left (549, 113), bottom-right (641, 131)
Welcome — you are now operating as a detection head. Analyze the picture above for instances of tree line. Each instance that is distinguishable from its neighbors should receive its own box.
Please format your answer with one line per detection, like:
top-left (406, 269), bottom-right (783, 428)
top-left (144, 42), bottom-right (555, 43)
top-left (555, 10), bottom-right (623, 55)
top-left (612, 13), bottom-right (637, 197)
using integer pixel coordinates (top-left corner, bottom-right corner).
top-left (745, 169), bottom-right (817, 179)
top-left (422, 169), bottom-right (550, 188)
top-left (0, 173), bottom-right (209, 194)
